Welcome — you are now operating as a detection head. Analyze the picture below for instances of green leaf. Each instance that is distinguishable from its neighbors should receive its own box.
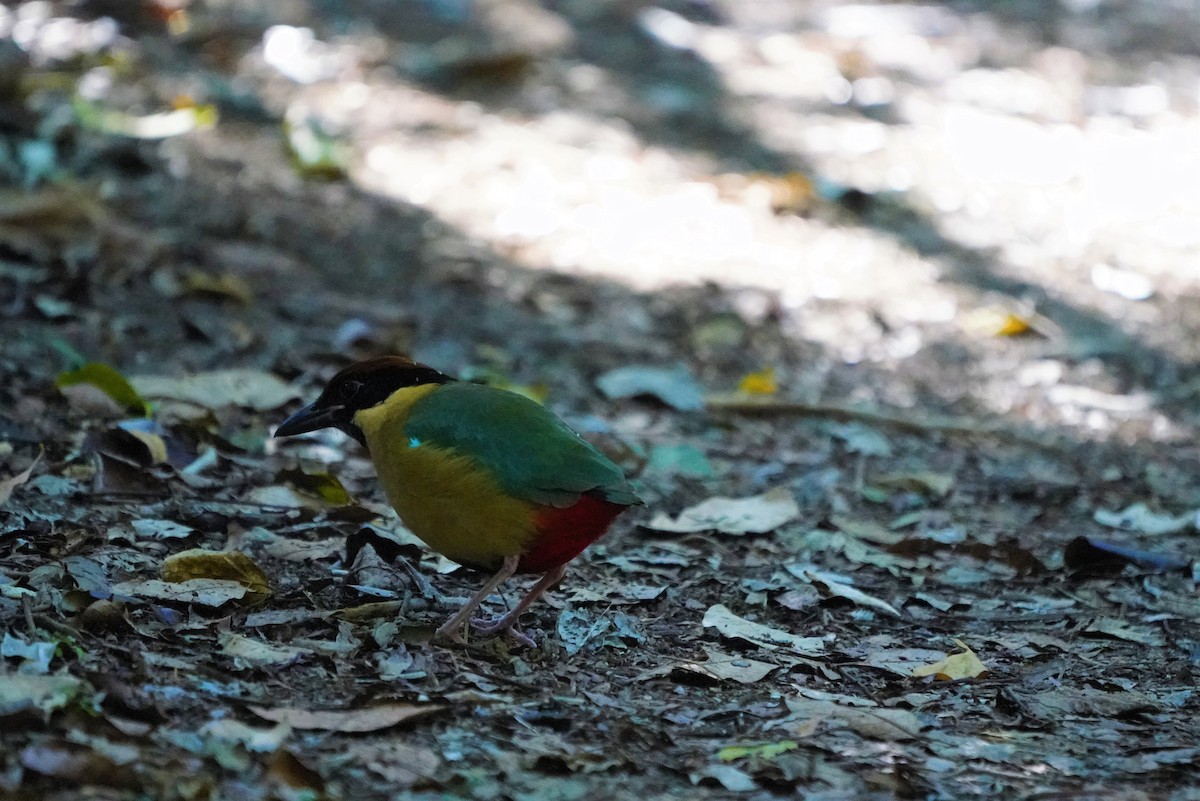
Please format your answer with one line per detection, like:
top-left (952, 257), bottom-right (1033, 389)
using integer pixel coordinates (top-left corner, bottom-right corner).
top-left (56, 363), bottom-right (151, 416)
top-left (718, 740), bottom-right (799, 762)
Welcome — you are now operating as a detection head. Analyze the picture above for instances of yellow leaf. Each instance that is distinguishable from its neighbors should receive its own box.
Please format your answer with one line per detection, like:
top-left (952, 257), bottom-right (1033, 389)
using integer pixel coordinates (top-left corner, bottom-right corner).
top-left (182, 271), bottom-right (253, 305)
top-left (960, 305), bottom-right (1048, 338)
top-left (125, 430), bottom-right (168, 465)
top-left (746, 171), bottom-right (816, 214)
top-left (162, 548), bottom-right (271, 598)
top-left (995, 313), bottom-right (1032, 337)
top-left (738, 367), bottom-right (777, 396)
top-left (911, 639), bottom-right (988, 680)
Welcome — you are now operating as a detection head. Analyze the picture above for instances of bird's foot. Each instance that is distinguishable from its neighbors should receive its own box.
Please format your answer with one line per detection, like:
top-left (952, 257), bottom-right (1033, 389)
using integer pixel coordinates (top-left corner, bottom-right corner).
top-left (432, 619), bottom-right (468, 644)
top-left (471, 616), bottom-right (537, 648)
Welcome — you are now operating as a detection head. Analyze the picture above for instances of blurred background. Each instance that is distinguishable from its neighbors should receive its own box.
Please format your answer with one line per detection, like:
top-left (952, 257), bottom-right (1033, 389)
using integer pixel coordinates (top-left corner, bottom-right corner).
top-left (4, 0), bottom-right (1200, 442)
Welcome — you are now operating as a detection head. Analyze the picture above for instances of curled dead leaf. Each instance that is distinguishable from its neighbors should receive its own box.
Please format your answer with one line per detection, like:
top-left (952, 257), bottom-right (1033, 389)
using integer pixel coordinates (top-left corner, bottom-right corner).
top-left (249, 703), bottom-right (443, 732)
top-left (0, 449), bottom-right (42, 507)
top-left (790, 566), bottom-right (903, 618)
top-left (910, 639), bottom-right (989, 680)
top-left (702, 604), bottom-right (828, 656)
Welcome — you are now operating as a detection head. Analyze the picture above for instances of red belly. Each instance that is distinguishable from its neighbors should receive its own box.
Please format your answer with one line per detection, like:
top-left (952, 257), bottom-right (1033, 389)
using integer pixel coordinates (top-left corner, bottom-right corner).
top-left (518, 493), bottom-right (628, 573)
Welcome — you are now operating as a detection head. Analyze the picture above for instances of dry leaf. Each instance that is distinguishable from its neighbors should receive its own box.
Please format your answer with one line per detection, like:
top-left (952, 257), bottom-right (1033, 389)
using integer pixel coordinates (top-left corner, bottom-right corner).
top-left (859, 648), bottom-right (950, 677)
top-left (643, 647), bottom-right (779, 685)
top-left (829, 515), bottom-right (903, 546)
top-left (266, 750), bottom-right (325, 794)
top-left (790, 566), bottom-right (903, 618)
top-left (1014, 687), bottom-right (1159, 721)
top-left (219, 633), bottom-right (310, 669)
top-left (872, 472), bottom-right (955, 498)
top-left (111, 578), bottom-right (249, 608)
top-left (0, 450), bottom-right (42, 507)
top-left (910, 639), bottom-right (989, 680)
top-left (960, 305), bottom-right (1048, 338)
top-left (780, 697), bottom-right (923, 740)
top-left (688, 648), bottom-right (778, 684)
top-left (162, 549), bottom-right (271, 597)
top-left (244, 609), bottom-right (329, 628)
top-left (1082, 618), bottom-right (1167, 647)
top-left (2, 633), bottom-right (57, 674)
top-left (245, 485), bottom-right (316, 510)
top-left (0, 675), bottom-right (85, 717)
top-left (0, 184), bottom-right (103, 263)
top-left (737, 367), bottom-right (777, 395)
top-left (691, 764), bottom-right (757, 792)
top-left (249, 703), bottom-right (442, 732)
top-left (131, 369), bottom-right (302, 411)
top-left (1093, 502), bottom-right (1196, 536)
top-left (130, 519), bottom-right (195, 540)
top-left (702, 604), bottom-right (827, 656)
top-left (647, 488), bottom-right (800, 535)
top-left (20, 745), bottom-right (134, 789)
top-left (352, 742), bottom-right (442, 787)
top-left (182, 270), bottom-right (253, 305)
top-left (199, 719), bottom-right (291, 753)
top-left (595, 364), bottom-right (705, 411)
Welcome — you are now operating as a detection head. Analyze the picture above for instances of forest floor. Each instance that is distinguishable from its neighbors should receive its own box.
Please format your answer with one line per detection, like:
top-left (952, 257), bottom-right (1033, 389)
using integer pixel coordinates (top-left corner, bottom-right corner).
top-left (3, 1), bottom-right (1200, 799)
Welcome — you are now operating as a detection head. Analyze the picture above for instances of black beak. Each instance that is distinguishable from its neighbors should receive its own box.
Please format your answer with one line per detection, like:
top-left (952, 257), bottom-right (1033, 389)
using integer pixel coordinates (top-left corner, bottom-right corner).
top-left (274, 402), bottom-right (344, 438)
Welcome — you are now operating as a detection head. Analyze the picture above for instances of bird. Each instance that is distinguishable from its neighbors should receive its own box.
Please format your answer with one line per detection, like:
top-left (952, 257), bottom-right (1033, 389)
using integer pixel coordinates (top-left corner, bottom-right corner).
top-left (274, 356), bottom-right (641, 645)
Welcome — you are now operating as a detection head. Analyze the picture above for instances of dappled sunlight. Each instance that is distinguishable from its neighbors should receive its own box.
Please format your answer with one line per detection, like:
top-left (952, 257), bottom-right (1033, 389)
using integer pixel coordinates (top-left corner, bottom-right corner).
top-left (218, 0), bottom-right (1200, 443)
top-left (266, 1), bottom-right (1200, 318)
top-left (356, 110), bottom-right (934, 309)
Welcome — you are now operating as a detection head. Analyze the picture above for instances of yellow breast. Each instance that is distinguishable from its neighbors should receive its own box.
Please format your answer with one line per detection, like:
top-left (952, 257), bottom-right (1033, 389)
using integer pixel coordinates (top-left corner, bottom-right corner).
top-left (352, 385), bottom-right (538, 569)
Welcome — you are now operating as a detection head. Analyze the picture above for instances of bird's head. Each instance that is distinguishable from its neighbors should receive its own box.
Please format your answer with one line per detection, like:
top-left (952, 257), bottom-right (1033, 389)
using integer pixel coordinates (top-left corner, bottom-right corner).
top-left (274, 356), bottom-right (453, 446)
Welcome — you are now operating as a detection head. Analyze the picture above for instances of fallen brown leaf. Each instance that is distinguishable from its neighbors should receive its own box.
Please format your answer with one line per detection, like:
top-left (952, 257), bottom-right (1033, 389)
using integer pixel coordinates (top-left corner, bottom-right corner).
top-left (249, 703), bottom-right (443, 732)
top-left (0, 450), bottom-right (42, 507)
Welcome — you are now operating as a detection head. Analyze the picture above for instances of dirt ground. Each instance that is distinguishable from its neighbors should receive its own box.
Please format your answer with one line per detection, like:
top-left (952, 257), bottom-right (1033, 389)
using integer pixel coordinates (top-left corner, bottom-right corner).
top-left (3, 1), bottom-right (1200, 799)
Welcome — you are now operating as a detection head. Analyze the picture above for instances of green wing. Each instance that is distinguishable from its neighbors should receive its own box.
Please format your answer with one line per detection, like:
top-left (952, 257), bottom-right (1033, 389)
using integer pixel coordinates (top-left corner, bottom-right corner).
top-left (404, 382), bottom-right (640, 508)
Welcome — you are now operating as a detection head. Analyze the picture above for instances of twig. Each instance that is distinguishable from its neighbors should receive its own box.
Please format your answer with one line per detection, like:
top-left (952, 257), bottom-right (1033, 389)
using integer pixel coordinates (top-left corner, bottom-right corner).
top-left (705, 394), bottom-right (1063, 451)
top-left (23, 596), bottom-right (37, 638)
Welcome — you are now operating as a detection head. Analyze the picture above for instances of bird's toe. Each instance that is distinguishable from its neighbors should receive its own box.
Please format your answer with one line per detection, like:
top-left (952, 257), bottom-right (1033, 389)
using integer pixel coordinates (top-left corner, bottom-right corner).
top-left (432, 621), bottom-right (468, 644)
top-left (471, 617), bottom-right (538, 648)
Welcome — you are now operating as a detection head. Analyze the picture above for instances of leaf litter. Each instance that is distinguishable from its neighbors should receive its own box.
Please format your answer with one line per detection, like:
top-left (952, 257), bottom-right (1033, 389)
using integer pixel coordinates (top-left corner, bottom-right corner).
top-left (3, 3), bottom-right (1200, 799)
top-left (646, 487), bottom-right (800, 535)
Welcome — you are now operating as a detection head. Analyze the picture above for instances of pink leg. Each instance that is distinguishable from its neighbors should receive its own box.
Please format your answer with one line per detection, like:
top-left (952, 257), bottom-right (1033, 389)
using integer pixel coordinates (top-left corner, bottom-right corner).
top-left (434, 554), bottom-right (519, 643)
top-left (473, 565), bottom-right (567, 646)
